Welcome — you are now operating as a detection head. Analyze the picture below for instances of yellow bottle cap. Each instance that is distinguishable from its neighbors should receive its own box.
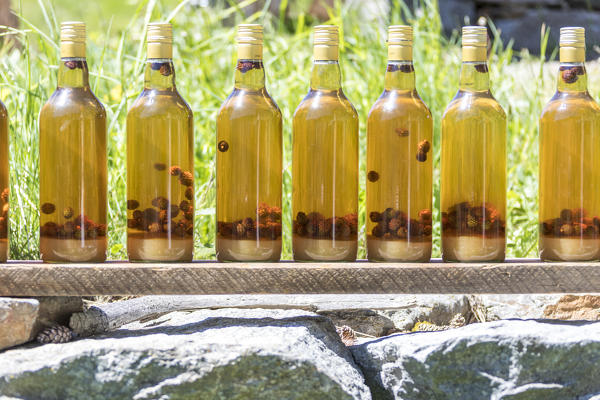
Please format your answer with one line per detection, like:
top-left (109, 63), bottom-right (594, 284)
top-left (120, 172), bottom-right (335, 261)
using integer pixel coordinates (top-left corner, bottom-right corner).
top-left (560, 27), bottom-right (585, 63)
top-left (60, 21), bottom-right (86, 58)
top-left (147, 23), bottom-right (173, 59)
top-left (462, 26), bottom-right (487, 62)
top-left (237, 24), bottom-right (263, 60)
top-left (387, 25), bottom-right (412, 61)
top-left (314, 25), bottom-right (339, 61)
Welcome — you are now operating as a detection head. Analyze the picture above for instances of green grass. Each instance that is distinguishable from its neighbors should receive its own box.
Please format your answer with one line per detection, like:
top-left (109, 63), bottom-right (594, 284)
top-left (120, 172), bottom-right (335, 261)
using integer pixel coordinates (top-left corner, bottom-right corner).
top-left (0, 0), bottom-right (583, 260)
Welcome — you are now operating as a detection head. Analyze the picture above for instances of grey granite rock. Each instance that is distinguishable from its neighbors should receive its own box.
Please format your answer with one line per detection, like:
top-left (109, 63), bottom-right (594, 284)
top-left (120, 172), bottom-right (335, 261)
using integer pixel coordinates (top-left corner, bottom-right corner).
top-left (351, 319), bottom-right (600, 399)
top-left (0, 308), bottom-right (371, 400)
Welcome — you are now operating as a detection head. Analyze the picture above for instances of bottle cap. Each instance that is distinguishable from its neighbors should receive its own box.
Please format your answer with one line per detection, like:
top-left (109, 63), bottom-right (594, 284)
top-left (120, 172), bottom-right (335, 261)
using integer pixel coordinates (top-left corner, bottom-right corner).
top-left (560, 27), bottom-right (585, 63)
top-left (387, 25), bottom-right (412, 61)
top-left (314, 25), bottom-right (339, 61)
top-left (237, 24), bottom-right (263, 60)
top-left (147, 23), bottom-right (173, 59)
top-left (60, 22), bottom-right (86, 58)
top-left (462, 26), bottom-right (487, 62)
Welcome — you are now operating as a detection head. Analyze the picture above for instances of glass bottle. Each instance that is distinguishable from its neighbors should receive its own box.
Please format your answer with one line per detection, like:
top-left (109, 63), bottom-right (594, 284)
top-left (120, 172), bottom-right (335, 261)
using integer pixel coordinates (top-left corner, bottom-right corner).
top-left (216, 24), bottom-right (282, 262)
top-left (366, 25), bottom-right (433, 262)
top-left (39, 22), bottom-right (107, 262)
top-left (539, 27), bottom-right (600, 261)
top-left (0, 100), bottom-right (7, 262)
top-left (441, 26), bottom-right (506, 262)
top-left (292, 25), bottom-right (359, 261)
top-left (126, 23), bottom-right (194, 262)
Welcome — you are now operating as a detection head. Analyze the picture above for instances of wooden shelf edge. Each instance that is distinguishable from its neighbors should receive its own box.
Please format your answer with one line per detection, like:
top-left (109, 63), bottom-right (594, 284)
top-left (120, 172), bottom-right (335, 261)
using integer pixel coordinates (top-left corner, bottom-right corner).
top-left (1, 259), bottom-right (599, 295)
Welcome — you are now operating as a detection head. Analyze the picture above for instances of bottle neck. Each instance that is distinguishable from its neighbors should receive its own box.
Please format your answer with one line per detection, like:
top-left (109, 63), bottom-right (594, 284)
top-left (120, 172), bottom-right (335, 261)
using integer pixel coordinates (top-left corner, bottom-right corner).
top-left (458, 61), bottom-right (490, 92)
top-left (310, 60), bottom-right (342, 91)
top-left (144, 59), bottom-right (176, 91)
top-left (234, 59), bottom-right (265, 90)
top-left (58, 57), bottom-right (89, 88)
top-left (384, 61), bottom-right (415, 91)
top-left (557, 62), bottom-right (587, 93)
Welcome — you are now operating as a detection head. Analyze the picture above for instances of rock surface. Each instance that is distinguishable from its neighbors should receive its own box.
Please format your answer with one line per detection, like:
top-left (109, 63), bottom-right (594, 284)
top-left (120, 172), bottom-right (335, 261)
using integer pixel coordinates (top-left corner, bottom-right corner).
top-left (0, 298), bottom-right (38, 350)
top-left (351, 319), bottom-right (600, 400)
top-left (0, 308), bottom-right (371, 400)
top-left (472, 294), bottom-right (563, 321)
top-left (543, 294), bottom-right (600, 321)
top-left (69, 294), bottom-right (473, 337)
top-left (33, 297), bottom-right (82, 335)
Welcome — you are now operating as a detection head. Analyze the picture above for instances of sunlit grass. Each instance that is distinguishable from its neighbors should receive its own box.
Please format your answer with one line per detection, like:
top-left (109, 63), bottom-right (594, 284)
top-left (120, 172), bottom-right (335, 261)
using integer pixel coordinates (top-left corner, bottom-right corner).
top-left (1, 0), bottom-right (589, 260)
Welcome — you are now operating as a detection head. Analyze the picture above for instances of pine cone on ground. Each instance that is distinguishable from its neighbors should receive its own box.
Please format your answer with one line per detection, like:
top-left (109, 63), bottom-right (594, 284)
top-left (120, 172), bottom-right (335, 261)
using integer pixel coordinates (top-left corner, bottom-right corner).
top-left (36, 325), bottom-right (73, 344)
top-left (336, 325), bottom-right (356, 346)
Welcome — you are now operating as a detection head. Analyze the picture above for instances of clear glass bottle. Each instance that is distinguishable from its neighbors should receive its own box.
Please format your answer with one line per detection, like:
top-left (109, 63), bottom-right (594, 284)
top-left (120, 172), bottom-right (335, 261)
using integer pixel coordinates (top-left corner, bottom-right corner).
top-left (0, 100), bottom-right (7, 262)
top-left (127, 23), bottom-right (194, 262)
top-left (39, 22), bottom-right (107, 262)
top-left (539, 27), bottom-right (600, 261)
top-left (216, 24), bottom-right (282, 262)
top-left (292, 25), bottom-right (359, 261)
top-left (441, 26), bottom-right (506, 262)
top-left (366, 25), bottom-right (433, 262)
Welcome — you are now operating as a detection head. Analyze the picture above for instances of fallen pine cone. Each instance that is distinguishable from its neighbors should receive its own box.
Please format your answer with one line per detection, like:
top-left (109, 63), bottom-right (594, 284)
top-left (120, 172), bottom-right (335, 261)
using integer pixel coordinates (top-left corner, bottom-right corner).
top-left (336, 325), bottom-right (356, 346)
top-left (36, 325), bottom-right (73, 344)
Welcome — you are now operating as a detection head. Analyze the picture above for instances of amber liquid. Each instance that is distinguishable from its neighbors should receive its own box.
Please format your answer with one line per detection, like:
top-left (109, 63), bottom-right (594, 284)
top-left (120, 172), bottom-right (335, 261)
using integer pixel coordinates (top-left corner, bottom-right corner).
top-left (39, 59), bottom-right (107, 262)
top-left (216, 60), bottom-right (282, 262)
top-left (539, 64), bottom-right (600, 261)
top-left (292, 60), bottom-right (359, 261)
top-left (0, 101), bottom-right (8, 262)
top-left (366, 62), bottom-right (433, 262)
top-left (127, 60), bottom-right (194, 262)
top-left (441, 62), bottom-right (506, 262)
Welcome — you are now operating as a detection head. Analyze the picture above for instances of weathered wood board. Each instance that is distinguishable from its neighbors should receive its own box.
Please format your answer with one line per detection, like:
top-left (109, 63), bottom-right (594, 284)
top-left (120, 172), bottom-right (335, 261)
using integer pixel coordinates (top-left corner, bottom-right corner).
top-left (0, 259), bottom-right (598, 296)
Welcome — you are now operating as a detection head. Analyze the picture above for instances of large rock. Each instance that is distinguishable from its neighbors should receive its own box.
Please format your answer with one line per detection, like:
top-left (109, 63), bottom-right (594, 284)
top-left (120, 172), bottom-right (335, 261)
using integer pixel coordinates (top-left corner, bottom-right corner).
top-left (0, 308), bottom-right (371, 400)
top-left (351, 320), bottom-right (600, 399)
top-left (0, 298), bottom-right (38, 350)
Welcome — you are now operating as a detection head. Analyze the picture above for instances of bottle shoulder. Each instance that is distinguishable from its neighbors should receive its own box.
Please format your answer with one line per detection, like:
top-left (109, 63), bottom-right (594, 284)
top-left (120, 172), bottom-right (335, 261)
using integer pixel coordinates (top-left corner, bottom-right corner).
top-left (128, 89), bottom-right (192, 120)
top-left (293, 89), bottom-right (358, 120)
top-left (217, 88), bottom-right (281, 120)
top-left (541, 91), bottom-right (600, 120)
top-left (368, 90), bottom-right (431, 121)
top-left (442, 90), bottom-right (506, 121)
top-left (40, 87), bottom-right (106, 120)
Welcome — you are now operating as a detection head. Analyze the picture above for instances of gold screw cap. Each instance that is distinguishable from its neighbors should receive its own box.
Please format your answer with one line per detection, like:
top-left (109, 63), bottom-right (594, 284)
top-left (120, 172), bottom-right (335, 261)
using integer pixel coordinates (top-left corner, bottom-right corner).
top-left (462, 26), bottom-right (487, 62)
top-left (60, 21), bottom-right (86, 58)
top-left (314, 25), bottom-right (339, 61)
top-left (237, 24), bottom-right (263, 60)
top-left (387, 25), bottom-right (412, 61)
top-left (147, 23), bottom-right (173, 59)
top-left (560, 27), bottom-right (585, 62)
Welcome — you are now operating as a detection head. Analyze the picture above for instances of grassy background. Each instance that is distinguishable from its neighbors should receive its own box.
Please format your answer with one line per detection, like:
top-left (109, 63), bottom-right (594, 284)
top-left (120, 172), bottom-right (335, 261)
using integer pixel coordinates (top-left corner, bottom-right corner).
top-left (1, 0), bottom-right (591, 260)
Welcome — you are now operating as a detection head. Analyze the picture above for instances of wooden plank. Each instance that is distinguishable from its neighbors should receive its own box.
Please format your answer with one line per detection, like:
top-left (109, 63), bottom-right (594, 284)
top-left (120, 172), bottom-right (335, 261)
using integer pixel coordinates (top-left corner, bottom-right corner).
top-left (0, 260), bottom-right (599, 296)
